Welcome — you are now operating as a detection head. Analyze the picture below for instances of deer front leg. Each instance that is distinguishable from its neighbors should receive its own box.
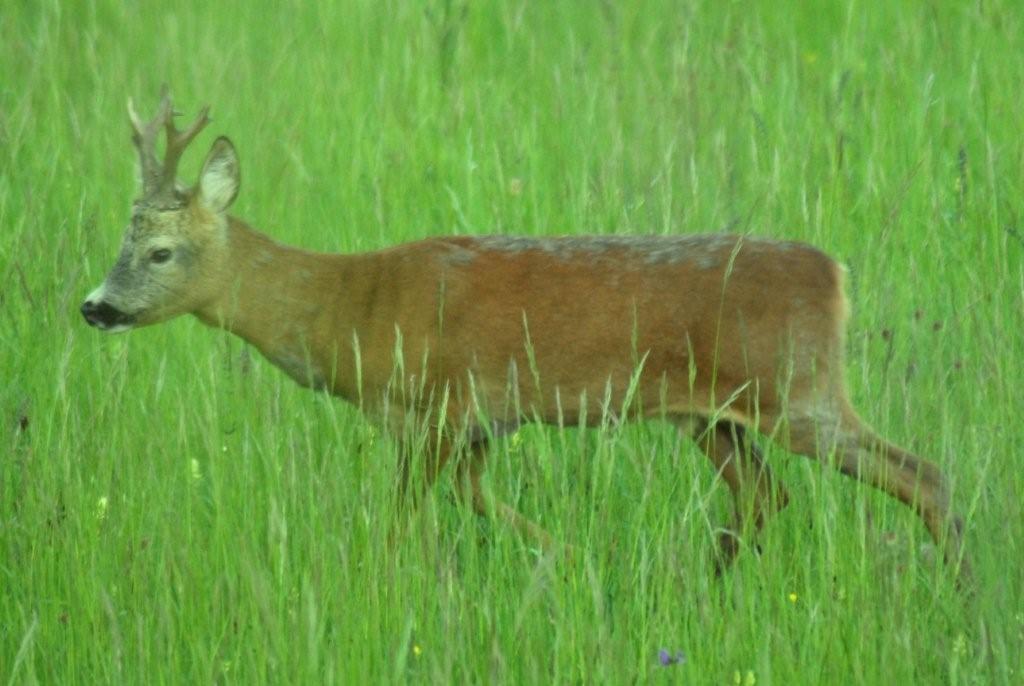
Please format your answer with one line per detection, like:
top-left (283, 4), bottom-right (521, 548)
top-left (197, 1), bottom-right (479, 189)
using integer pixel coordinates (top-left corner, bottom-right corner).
top-left (387, 432), bottom-right (457, 549)
top-left (452, 440), bottom-right (557, 551)
top-left (388, 429), bottom-right (562, 555)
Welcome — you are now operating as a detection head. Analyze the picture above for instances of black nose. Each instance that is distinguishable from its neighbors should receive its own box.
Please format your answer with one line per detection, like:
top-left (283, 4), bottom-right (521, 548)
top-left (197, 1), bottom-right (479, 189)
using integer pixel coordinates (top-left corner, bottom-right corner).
top-left (80, 299), bottom-right (102, 326)
top-left (80, 300), bottom-right (127, 328)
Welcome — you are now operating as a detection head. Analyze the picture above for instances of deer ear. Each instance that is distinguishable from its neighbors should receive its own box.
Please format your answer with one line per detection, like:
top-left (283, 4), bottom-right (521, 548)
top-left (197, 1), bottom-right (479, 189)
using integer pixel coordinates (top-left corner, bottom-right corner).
top-left (198, 137), bottom-right (240, 212)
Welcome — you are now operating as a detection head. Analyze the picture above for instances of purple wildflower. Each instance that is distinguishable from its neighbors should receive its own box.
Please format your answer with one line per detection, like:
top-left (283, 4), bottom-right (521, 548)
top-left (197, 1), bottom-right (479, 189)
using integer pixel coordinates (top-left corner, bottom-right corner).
top-left (658, 649), bottom-right (686, 666)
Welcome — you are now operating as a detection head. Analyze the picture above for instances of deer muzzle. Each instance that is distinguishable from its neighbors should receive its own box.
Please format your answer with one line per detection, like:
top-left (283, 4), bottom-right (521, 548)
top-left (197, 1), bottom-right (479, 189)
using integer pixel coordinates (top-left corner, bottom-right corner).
top-left (80, 297), bottom-right (136, 332)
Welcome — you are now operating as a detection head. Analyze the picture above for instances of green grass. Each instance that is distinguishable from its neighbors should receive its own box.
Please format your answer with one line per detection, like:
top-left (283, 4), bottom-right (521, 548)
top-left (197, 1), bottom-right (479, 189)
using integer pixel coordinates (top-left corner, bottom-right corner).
top-left (2, 0), bottom-right (1023, 682)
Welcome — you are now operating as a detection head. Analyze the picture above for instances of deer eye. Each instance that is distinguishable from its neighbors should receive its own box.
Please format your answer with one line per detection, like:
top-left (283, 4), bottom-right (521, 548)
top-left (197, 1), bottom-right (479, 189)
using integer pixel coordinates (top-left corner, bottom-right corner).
top-left (150, 248), bottom-right (173, 264)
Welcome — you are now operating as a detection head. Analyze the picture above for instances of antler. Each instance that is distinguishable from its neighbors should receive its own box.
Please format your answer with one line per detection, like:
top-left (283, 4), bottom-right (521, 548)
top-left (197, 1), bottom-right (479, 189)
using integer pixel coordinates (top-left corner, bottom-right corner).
top-left (127, 86), bottom-right (172, 195)
top-left (128, 85), bottom-right (210, 201)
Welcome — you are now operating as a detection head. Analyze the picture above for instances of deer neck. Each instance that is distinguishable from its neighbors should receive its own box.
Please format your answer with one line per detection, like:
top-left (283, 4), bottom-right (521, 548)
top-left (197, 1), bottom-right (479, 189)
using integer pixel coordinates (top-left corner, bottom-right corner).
top-left (195, 217), bottom-right (346, 387)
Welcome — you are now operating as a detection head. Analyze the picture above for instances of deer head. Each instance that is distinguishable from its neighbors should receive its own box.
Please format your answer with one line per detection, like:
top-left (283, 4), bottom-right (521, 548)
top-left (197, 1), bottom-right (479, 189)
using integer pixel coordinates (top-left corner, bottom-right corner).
top-left (81, 87), bottom-right (241, 332)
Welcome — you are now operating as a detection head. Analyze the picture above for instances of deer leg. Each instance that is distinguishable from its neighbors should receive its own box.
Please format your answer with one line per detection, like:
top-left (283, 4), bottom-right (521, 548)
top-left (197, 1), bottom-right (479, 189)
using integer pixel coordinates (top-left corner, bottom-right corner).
top-left (781, 406), bottom-right (971, 583)
top-left (388, 434), bottom-right (457, 548)
top-left (684, 417), bottom-right (790, 573)
top-left (390, 433), bottom-right (559, 552)
top-left (452, 440), bottom-right (558, 551)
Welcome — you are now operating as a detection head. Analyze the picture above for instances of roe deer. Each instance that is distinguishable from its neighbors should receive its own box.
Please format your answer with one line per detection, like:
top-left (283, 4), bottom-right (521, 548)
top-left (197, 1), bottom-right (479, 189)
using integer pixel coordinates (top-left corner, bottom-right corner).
top-left (81, 89), bottom-right (970, 582)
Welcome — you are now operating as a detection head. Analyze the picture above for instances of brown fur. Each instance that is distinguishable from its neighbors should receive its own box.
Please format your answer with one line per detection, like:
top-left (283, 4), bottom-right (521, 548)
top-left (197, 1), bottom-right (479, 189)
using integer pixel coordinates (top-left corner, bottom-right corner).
top-left (82, 94), bottom-right (971, 583)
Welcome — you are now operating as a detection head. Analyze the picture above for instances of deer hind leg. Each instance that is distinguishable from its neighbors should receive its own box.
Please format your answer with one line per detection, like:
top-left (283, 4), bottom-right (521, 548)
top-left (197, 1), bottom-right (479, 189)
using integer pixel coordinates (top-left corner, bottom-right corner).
top-left (779, 403), bottom-right (971, 582)
top-left (679, 416), bottom-right (790, 573)
top-left (452, 439), bottom-right (557, 551)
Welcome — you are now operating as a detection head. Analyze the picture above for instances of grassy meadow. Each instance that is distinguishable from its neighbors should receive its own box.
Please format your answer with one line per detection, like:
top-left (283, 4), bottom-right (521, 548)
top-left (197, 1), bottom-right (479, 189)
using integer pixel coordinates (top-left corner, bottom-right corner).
top-left (2, 0), bottom-right (1023, 682)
